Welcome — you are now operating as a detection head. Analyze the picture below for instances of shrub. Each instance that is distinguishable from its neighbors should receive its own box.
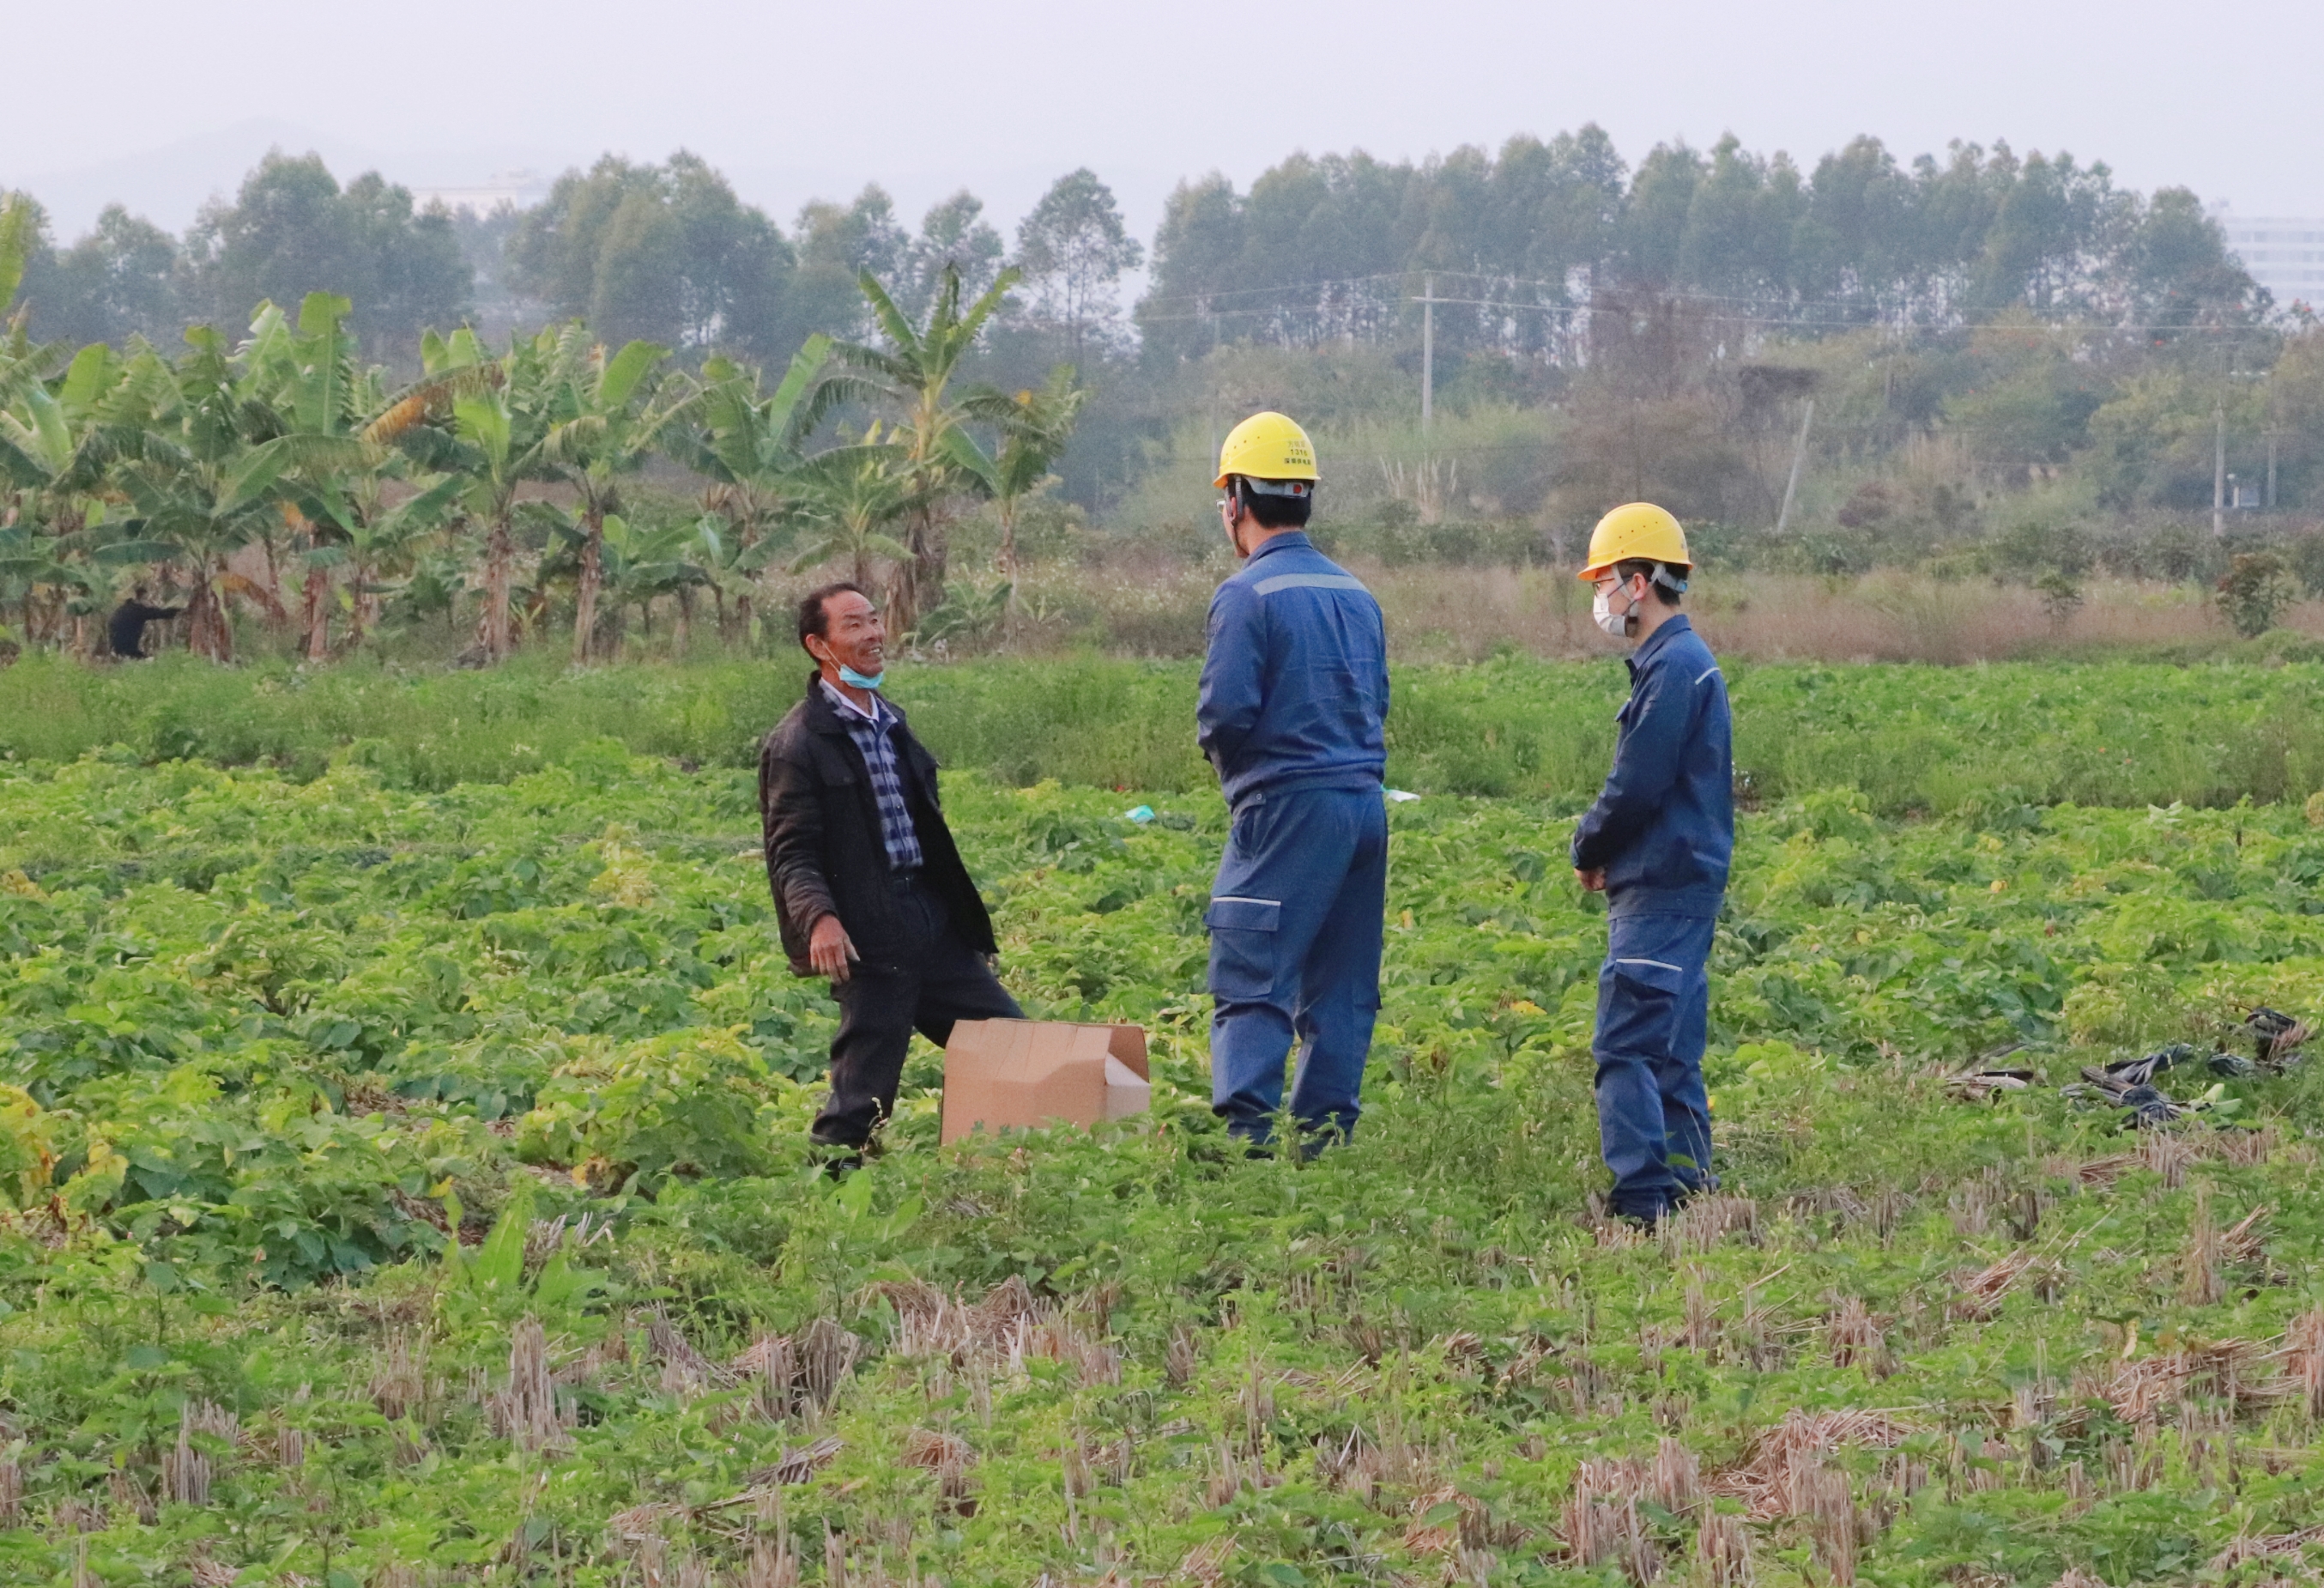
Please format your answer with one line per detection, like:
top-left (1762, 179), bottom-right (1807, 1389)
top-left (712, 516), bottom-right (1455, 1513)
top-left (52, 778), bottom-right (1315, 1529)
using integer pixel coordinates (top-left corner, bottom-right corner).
top-left (2218, 551), bottom-right (2303, 638)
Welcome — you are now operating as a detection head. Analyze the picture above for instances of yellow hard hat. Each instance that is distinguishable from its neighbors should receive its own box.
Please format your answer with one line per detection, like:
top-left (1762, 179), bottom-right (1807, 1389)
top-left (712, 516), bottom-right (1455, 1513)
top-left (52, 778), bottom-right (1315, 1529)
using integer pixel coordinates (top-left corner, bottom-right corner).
top-left (1213, 410), bottom-right (1319, 488)
top-left (1578, 502), bottom-right (1692, 582)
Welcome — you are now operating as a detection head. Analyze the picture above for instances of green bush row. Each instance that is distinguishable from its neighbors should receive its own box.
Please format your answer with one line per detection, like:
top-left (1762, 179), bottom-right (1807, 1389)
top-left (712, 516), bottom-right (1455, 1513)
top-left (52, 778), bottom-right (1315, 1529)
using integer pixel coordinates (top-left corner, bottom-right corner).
top-left (12, 649), bottom-right (2324, 810)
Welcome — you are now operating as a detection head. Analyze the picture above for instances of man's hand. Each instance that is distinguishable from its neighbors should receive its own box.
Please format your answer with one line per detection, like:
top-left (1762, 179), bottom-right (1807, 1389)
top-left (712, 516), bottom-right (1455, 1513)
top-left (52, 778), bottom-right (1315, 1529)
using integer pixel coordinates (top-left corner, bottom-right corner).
top-left (1575, 867), bottom-right (1607, 893)
top-left (808, 914), bottom-right (860, 982)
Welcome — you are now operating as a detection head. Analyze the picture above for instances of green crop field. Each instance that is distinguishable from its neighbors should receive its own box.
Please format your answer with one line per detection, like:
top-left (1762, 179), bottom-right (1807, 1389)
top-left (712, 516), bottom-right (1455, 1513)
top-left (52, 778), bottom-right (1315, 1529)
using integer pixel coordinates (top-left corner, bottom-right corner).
top-left (4, 659), bottom-right (2324, 1587)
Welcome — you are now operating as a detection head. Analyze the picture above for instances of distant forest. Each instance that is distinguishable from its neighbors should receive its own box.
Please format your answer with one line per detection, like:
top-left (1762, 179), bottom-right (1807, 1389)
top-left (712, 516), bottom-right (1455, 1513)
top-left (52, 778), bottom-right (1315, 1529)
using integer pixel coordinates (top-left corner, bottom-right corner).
top-left (2, 128), bottom-right (2267, 371)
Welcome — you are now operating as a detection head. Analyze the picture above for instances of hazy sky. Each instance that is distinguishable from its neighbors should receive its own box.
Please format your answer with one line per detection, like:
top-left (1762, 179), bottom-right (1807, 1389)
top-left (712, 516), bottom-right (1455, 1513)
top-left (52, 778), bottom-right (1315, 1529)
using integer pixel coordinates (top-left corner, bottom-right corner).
top-left (9, 0), bottom-right (2321, 241)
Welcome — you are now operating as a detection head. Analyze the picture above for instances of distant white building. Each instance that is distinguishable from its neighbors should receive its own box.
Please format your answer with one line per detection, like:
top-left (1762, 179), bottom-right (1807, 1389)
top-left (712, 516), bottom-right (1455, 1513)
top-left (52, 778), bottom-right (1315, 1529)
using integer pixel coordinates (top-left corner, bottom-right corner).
top-left (403, 170), bottom-right (549, 216)
top-left (2216, 211), bottom-right (2324, 311)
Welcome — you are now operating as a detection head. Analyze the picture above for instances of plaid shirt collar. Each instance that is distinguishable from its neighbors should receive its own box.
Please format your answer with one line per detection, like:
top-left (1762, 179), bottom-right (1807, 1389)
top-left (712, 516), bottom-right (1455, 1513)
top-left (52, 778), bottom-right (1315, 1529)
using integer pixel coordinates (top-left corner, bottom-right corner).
top-left (819, 676), bottom-right (891, 726)
top-left (819, 678), bottom-right (922, 873)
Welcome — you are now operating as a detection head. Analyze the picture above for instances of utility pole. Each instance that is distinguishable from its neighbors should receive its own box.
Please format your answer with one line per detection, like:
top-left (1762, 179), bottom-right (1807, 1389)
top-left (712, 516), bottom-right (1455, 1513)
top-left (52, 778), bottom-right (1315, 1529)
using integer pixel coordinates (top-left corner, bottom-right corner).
top-left (2212, 399), bottom-right (2226, 538)
top-left (1419, 273), bottom-right (1437, 433)
top-left (1775, 397), bottom-right (1815, 534)
top-left (2267, 429), bottom-right (2279, 510)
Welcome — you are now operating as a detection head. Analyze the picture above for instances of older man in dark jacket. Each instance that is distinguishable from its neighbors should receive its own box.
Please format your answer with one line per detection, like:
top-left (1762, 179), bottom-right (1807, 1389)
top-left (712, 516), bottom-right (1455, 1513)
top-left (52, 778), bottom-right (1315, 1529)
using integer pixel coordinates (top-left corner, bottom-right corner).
top-left (758, 581), bottom-right (1020, 1162)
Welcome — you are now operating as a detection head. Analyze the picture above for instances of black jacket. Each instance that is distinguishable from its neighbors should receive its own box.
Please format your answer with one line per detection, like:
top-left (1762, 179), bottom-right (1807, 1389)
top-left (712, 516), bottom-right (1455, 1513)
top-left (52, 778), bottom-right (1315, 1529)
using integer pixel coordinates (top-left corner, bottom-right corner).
top-left (109, 600), bottom-right (182, 658)
top-left (757, 672), bottom-right (999, 975)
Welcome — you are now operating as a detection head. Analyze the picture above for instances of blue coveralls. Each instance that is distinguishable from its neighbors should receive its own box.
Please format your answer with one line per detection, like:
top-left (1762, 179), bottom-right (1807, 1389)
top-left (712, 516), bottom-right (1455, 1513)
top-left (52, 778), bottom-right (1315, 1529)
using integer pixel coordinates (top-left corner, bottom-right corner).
top-left (1570, 615), bottom-right (1734, 1220)
top-left (1196, 532), bottom-right (1391, 1145)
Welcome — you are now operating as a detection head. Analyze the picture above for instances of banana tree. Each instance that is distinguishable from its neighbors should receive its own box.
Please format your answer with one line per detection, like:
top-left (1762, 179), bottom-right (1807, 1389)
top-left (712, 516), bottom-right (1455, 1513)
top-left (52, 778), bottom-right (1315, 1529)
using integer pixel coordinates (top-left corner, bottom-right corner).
top-left (534, 325), bottom-right (677, 664)
top-left (107, 328), bottom-right (300, 660)
top-left (666, 336), bottom-right (834, 646)
top-left (385, 327), bottom-right (553, 664)
top-left (336, 470), bottom-right (464, 651)
top-left (826, 263), bottom-right (1021, 632)
top-left (0, 343), bottom-right (132, 649)
top-left (784, 427), bottom-right (927, 591)
top-left (599, 510), bottom-right (719, 658)
top-left (946, 363), bottom-right (1088, 622)
top-left (240, 293), bottom-right (403, 658)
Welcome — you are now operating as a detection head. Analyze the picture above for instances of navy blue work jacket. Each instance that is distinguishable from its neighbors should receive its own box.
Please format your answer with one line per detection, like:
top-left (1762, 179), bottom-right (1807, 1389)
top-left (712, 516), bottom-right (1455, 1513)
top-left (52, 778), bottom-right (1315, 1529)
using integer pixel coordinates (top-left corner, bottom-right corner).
top-left (1196, 532), bottom-right (1389, 810)
top-left (1571, 615), bottom-right (1734, 918)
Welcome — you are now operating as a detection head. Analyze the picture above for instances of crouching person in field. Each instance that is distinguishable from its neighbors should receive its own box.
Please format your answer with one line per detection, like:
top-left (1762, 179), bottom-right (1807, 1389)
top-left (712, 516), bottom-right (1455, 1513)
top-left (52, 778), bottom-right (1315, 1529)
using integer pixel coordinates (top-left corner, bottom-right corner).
top-left (1571, 505), bottom-right (1734, 1227)
top-left (759, 581), bottom-right (1021, 1172)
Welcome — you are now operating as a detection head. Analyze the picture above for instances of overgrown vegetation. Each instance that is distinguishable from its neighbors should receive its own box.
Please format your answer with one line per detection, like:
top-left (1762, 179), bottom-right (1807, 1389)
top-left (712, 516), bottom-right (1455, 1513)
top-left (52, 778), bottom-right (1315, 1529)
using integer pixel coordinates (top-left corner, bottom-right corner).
top-left (15, 651), bottom-right (2324, 812)
top-left (5, 670), bottom-right (2324, 1583)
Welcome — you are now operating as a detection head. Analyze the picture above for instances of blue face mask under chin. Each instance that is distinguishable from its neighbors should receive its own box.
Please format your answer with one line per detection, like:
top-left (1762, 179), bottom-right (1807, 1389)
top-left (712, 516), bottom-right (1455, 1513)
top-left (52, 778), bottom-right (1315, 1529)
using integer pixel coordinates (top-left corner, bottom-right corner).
top-left (838, 664), bottom-right (886, 690)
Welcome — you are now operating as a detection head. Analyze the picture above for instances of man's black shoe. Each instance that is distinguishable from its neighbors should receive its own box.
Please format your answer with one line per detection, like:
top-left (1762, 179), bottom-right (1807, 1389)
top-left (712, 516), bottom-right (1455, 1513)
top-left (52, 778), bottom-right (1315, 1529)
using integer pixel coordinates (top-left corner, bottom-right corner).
top-left (814, 1146), bottom-right (866, 1179)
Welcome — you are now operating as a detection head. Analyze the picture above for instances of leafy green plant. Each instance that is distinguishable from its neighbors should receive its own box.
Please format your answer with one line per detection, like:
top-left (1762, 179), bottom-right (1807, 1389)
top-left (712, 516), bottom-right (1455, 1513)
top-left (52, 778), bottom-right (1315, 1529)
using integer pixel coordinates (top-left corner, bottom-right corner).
top-left (2218, 549), bottom-right (2303, 638)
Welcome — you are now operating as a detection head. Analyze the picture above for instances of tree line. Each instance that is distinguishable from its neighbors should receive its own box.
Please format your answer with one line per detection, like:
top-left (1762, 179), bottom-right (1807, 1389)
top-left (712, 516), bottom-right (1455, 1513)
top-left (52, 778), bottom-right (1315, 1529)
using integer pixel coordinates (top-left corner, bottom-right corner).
top-left (0, 151), bottom-right (1146, 375)
top-left (1138, 131), bottom-right (2267, 363)
top-left (7, 127), bottom-right (2269, 380)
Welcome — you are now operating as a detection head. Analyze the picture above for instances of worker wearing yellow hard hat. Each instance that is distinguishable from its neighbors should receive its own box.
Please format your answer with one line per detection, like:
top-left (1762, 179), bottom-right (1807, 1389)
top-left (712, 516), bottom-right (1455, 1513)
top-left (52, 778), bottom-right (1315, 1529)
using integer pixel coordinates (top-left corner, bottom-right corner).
top-left (1211, 409), bottom-right (1319, 489)
top-left (1197, 411), bottom-right (1389, 1154)
top-left (1569, 502), bottom-right (1734, 1225)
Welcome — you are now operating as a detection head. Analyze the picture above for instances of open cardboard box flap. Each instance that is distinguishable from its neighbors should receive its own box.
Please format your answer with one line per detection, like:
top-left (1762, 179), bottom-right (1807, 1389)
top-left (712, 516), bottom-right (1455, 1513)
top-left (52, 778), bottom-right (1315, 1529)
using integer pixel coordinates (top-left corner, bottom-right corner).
top-left (940, 1019), bottom-right (1151, 1145)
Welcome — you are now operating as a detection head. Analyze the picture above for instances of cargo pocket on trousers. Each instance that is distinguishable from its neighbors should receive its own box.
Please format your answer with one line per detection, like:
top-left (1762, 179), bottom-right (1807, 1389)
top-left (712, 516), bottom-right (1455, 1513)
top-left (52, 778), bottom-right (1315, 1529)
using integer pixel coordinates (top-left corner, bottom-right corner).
top-left (1601, 954), bottom-right (1686, 1057)
top-left (1205, 896), bottom-right (1281, 1002)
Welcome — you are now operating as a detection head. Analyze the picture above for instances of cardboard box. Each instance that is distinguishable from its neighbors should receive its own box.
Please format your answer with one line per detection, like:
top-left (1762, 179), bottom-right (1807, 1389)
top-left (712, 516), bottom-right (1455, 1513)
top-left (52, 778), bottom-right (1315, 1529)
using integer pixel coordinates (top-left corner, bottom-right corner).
top-left (940, 1020), bottom-right (1152, 1145)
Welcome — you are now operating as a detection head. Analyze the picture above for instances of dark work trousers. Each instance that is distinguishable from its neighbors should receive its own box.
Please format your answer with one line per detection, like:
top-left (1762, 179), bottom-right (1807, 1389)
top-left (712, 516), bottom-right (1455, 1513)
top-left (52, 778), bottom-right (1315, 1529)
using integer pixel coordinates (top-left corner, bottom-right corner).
top-left (1206, 785), bottom-right (1389, 1145)
top-left (813, 876), bottom-right (1023, 1149)
top-left (1593, 911), bottom-right (1718, 1220)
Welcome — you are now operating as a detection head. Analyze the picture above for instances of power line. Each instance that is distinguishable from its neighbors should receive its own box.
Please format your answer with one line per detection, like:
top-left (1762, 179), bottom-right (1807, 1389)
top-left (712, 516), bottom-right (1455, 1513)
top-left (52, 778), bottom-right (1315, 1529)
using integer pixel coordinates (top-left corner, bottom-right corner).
top-left (1135, 298), bottom-right (2275, 336)
top-left (1134, 265), bottom-right (2283, 335)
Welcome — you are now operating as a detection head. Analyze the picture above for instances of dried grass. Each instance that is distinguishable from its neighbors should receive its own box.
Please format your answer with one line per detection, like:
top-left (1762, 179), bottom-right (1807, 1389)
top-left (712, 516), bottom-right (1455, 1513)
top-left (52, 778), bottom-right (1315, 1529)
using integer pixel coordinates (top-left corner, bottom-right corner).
top-left (369, 1331), bottom-right (425, 1423)
top-left (163, 1400), bottom-right (238, 1506)
top-left (1795, 1463), bottom-right (1860, 1586)
top-left (1952, 1249), bottom-right (2039, 1320)
top-left (2094, 1336), bottom-right (2287, 1425)
top-left (1562, 1458), bottom-right (1656, 1584)
top-left (646, 1306), bottom-right (733, 1397)
top-left (1694, 1512), bottom-right (1753, 1588)
top-left (1714, 1409), bottom-right (1917, 1520)
top-left (902, 1427), bottom-right (976, 1505)
top-left (487, 1316), bottom-right (568, 1452)
top-left (2210, 1524), bottom-right (2324, 1571)
top-left (1666, 1195), bottom-right (1760, 1254)
top-left (1334, 567), bottom-right (2291, 666)
top-left (1650, 1438), bottom-right (1702, 1513)
top-left (1826, 1296), bottom-right (1887, 1375)
top-left (2284, 1308), bottom-right (2324, 1420)
top-left (1177, 1534), bottom-right (1234, 1587)
top-left (2180, 1185), bottom-right (2224, 1306)
top-left (2140, 1130), bottom-right (2197, 1189)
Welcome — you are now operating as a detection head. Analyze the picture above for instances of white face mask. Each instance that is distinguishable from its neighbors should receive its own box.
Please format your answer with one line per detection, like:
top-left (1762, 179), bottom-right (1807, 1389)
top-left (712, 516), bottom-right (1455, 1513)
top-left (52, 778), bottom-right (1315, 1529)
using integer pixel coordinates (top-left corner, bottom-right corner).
top-left (1592, 584), bottom-right (1636, 639)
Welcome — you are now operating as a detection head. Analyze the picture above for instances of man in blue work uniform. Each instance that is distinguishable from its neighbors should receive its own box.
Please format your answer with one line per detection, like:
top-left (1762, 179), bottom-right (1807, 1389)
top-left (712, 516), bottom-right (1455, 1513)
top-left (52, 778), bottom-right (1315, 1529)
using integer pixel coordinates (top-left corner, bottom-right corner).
top-left (1570, 503), bottom-right (1734, 1225)
top-left (1197, 411), bottom-right (1391, 1151)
